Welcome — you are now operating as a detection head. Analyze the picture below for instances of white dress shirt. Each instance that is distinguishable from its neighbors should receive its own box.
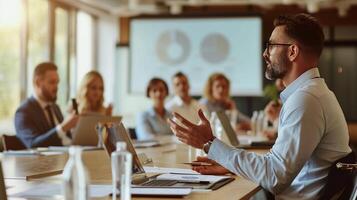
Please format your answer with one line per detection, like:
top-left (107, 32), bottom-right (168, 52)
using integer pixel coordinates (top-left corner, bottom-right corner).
top-left (34, 95), bottom-right (72, 145)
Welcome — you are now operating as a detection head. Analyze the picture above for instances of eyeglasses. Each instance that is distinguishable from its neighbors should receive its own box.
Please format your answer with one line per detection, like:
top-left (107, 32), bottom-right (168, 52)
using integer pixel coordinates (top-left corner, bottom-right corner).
top-left (265, 42), bottom-right (293, 54)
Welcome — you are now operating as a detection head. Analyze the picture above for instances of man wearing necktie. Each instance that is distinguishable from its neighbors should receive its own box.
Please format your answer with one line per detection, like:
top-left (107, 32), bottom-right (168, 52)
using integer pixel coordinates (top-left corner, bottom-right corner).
top-left (14, 62), bottom-right (79, 148)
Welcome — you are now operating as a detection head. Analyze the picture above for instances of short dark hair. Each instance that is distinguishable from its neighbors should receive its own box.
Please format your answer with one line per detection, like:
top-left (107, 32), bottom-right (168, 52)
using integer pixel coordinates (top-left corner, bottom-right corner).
top-left (33, 62), bottom-right (58, 80)
top-left (274, 13), bottom-right (324, 57)
top-left (146, 77), bottom-right (169, 98)
top-left (172, 71), bottom-right (187, 80)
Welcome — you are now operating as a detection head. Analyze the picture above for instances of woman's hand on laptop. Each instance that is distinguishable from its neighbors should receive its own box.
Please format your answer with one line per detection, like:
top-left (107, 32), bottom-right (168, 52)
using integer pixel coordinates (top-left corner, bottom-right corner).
top-left (192, 156), bottom-right (231, 175)
top-left (168, 109), bottom-right (214, 149)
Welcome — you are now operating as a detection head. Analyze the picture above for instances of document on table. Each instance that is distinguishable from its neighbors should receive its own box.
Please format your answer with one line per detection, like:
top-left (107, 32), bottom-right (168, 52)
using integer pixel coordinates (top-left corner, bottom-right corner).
top-left (2, 150), bottom-right (64, 156)
top-left (143, 166), bottom-right (200, 175)
top-left (156, 174), bottom-right (231, 183)
top-left (11, 183), bottom-right (192, 198)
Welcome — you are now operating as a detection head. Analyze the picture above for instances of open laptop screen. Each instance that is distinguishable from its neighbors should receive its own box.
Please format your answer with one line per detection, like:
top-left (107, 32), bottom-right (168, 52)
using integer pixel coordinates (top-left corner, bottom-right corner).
top-left (72, 115), bottom-right (122, 146)
top-left (215, 111), bottom-right (240, 146)
top-left (98, 122), bottom-right (145, 175)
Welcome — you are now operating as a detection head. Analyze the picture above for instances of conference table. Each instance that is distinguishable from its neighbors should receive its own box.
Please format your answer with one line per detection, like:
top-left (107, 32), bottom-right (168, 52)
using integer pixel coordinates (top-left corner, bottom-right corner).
top-left (2, 137), bottom-right (268, 200)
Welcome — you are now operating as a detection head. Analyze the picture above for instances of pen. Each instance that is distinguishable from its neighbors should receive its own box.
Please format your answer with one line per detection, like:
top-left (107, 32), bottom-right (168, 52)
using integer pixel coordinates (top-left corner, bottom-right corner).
top-left (183, 161), bottom-right (213, 166)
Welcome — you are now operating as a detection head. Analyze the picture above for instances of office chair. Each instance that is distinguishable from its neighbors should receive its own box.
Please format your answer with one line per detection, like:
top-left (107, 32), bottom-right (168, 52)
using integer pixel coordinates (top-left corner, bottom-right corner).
top-left (319, 151), bottom-right (357, 200)
top-left (0, 162), bottom-right (8, 200)
top-left (1, 134), bottom-right (26, 151)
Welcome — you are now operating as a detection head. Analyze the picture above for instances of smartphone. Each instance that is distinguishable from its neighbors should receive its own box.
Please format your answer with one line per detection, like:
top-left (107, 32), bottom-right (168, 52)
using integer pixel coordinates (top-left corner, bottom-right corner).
top-left (72, 98), bottom-right (78, 114)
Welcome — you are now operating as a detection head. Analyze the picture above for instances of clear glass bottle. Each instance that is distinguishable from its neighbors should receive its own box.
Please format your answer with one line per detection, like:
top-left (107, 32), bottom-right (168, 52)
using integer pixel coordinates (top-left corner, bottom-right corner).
top-left (62, 146), bottom-right (89, 200)
top-left (111, 142), bottom-right (132, 200)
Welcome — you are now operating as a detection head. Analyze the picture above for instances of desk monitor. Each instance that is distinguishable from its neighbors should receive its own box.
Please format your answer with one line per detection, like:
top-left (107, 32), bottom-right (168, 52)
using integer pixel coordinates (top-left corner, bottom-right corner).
top-left (71, 115), bottom-right (122, 146)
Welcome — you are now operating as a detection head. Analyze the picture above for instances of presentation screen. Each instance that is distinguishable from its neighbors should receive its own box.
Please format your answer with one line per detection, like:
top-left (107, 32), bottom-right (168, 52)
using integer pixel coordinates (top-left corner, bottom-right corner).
top-left (129, 17), bottom-right (263, 96)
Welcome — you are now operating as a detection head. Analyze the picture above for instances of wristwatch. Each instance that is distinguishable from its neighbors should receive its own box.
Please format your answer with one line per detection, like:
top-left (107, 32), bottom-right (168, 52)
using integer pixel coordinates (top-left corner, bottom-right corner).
top-left (203, 136), bottom-right (216, 154)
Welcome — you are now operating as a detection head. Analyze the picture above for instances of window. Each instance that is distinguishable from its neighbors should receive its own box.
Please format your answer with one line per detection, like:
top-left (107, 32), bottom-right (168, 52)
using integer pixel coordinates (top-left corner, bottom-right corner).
top-left (76, 11), bottom-right (95, 86)
top-left (55, 7), bottom-right (70, 110)
top-left (26, 0), bottom-right (49, 97)
top-left (0, 0), bottom-right (99, 134)
top-left (0, 0), bottom-right (21, 133)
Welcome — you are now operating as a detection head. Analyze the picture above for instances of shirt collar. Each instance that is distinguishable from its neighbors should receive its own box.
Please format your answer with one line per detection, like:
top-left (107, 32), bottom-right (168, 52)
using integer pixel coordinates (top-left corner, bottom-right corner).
top-left (280, 67), bottom-right (320, 103)
top-left (33, 94), bottom-right (52, 109)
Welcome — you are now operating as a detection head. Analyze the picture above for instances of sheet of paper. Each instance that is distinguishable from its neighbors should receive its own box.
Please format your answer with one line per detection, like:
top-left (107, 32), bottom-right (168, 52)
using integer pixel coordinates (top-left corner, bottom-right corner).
top-left (3, 150), bottom-right (41, 156)
top-left (238, 135), bottom-right (268, 144)
top-left (156, 174), bottom-right (230, 183)
top-left (11, 183), bottom-right (191, 198)
top-left (143, 166), bottom-right (200, 175)
top-left (131, 187), bottom-right (192, 196)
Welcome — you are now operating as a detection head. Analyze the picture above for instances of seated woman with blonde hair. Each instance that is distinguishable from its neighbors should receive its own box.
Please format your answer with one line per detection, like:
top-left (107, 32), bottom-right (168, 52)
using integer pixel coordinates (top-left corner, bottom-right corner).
top-left (199, 72), bottom-right (250, 130)
top-left (69, 71), bottom-right (112, 116)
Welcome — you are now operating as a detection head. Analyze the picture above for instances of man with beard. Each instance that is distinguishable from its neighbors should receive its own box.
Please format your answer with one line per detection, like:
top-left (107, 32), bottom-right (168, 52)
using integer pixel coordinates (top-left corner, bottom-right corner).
top-left (166, 72), bottom-right (203, 124)
top-left (15, 62), bottom-right (79, 148)
top-left (168, 14), bottom-right (351, 199)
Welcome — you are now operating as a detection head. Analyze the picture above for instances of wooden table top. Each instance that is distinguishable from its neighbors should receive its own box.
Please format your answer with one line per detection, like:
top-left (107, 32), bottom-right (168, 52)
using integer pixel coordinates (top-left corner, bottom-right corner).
top-left (2, 139), bottom-right (269, 200)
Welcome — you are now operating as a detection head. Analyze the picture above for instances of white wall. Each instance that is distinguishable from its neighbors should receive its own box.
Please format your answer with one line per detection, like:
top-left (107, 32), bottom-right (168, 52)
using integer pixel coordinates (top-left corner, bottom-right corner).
top-left (97, 17), bottom-right (118, 107)
top-left (114, 47), bottom-right (151, 128)
top-left (97, 17), bottom-right (151, 128)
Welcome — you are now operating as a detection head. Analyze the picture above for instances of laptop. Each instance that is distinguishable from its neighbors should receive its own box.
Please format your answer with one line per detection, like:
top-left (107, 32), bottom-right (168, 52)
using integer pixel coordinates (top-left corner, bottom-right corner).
top-left (98, 121), bottom-right (234, 190)
top-left (71, 115), bottom-right (122, 146)
top-left (0, 162), bottom-right (8, 200)
top-left (215, 111), bottom-right (274, 149)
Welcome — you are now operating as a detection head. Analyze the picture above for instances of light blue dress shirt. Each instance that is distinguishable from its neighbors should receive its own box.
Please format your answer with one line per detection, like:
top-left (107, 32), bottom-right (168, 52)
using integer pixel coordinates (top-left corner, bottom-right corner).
top-left (136, 107), bottom-right (173, 140)
top-left (208, 68), bottom-right (351, 200)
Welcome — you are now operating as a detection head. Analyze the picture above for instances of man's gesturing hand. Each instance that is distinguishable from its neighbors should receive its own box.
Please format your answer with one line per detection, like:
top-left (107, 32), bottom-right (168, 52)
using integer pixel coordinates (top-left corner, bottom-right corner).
top-left (168, 109), bottom-right (214, 149)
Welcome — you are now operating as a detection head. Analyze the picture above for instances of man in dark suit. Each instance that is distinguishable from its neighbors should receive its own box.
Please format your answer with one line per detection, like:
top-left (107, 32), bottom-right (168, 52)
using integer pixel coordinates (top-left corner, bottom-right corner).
top-left (14, 62), bottom-right (79, 148)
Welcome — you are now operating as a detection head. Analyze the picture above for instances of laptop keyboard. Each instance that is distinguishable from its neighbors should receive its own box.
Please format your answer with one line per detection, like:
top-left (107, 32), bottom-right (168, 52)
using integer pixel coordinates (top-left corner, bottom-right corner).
top-left (141, 179), bottom-right (178, 186)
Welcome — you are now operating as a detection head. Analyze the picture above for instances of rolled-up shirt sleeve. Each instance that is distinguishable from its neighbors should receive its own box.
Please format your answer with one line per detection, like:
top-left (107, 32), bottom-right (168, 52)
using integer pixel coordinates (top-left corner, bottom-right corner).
top-left (208, 92), bottom-right (325, 194)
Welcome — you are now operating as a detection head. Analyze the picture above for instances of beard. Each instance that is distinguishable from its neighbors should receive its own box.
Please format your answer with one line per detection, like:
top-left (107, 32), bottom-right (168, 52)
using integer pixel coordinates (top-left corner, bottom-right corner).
top-left (42, 87), bottom-right (57, 102)
top-left (265, 53), bottom-right (291, 80)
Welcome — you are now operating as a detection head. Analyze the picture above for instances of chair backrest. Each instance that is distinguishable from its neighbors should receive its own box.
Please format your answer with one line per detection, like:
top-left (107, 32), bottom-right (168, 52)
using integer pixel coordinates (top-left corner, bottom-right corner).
top-left (0, 161), bottom-right (7, 200)
top-left (319, 151), bottom-right (356, 200)
top-left (1, 134), bottom-right (26, 151)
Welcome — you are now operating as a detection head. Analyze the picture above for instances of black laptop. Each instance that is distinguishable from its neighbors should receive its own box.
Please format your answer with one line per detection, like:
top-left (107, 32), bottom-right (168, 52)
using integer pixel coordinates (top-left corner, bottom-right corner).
top-left (97, 121), bottom-right (234, 190)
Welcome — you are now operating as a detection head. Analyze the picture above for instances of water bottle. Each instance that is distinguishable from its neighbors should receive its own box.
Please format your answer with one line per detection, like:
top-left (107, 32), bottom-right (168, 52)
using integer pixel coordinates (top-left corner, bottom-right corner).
top-left (111, 142), bottom-right (132, 200)
top-left (62, 146), bottom-right (89, 200)
top-left (250, 111), bottom-right (258, 135)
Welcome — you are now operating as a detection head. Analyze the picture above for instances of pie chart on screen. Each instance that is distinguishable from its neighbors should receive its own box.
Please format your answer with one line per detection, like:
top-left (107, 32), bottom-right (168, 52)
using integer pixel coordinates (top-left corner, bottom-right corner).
top-left (200, 33), bottom-right (230, 64)
top-left (156, 30), bottom-right (191, 65)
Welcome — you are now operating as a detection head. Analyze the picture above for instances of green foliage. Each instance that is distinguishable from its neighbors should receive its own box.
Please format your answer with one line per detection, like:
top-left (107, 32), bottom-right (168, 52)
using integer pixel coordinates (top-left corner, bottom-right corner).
top-left (263, 83), bottom-right (279, 103)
